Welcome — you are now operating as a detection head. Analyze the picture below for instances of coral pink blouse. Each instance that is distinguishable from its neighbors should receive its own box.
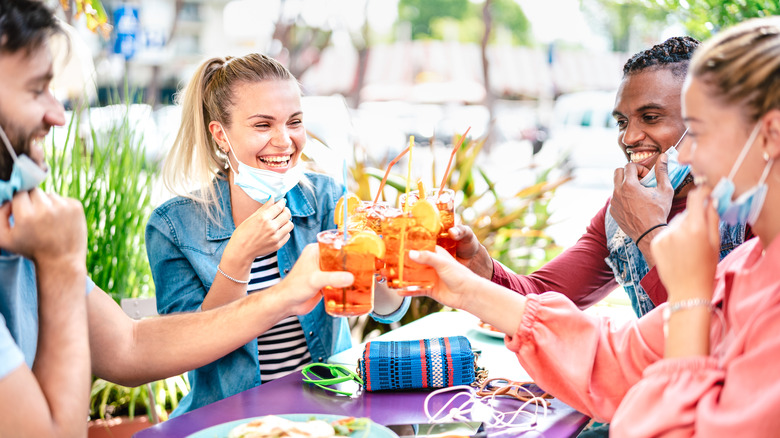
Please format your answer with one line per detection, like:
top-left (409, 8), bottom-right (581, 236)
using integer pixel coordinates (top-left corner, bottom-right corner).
top-left (506, 236), bottom-right (780, 437)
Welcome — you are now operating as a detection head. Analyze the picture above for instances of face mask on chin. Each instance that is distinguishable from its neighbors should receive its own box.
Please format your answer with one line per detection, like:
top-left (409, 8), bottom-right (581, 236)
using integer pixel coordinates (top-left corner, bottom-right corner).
top-left (710, 123), bottom-right (774, 226)
top-left (0, 124), bottom-right (48, 205)
top-left (638, 129), bottom-right (691, 189)
top-left (220, 127), bottom-right (303, 203)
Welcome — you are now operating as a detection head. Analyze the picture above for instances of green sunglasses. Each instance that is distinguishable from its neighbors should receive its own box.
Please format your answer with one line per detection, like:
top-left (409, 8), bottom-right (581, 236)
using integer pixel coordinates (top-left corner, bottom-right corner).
top-left (301, 363), bottom-right (364, 396)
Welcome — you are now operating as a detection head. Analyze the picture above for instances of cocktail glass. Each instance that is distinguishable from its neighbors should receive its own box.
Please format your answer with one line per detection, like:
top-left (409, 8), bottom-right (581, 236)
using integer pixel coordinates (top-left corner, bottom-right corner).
top-left (380, 208), bottom-right (438, 292)
top-left (317, 229), bottom-right (382, 317)
top-left (348, 201), bottom-right (391, 234)
top-left (401, 188), bottom-right (457, 256)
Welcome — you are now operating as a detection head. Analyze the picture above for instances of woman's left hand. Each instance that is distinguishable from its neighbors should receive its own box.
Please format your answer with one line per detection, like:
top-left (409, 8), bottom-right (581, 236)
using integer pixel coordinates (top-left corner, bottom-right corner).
top-left (372, 278), bottom-right (404, 316)
top-left (651, 185), bottom-right (720, 302)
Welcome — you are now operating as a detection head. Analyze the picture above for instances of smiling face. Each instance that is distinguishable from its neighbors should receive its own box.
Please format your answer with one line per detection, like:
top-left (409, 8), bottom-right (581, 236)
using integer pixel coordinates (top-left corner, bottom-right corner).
top-left (679, 76), bottom-right (766, 197)
top-left (0, 41), bottom-right (65, 179)
top-left (212, 79), bottom-right (305, 174)
top-left (612, 68), bottom-right (688, 173)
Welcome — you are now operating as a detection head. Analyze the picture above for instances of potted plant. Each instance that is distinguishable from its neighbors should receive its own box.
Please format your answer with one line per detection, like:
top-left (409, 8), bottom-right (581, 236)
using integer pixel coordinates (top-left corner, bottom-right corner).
top-left (45, 97), bottom-right (189, 436)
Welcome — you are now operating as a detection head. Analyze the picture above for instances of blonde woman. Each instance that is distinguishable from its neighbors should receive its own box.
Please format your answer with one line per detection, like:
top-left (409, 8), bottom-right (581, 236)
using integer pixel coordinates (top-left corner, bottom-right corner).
top-left (146, 53), bottom-right (408, 416)
top-left (407, 17), bottom-right (780, 436)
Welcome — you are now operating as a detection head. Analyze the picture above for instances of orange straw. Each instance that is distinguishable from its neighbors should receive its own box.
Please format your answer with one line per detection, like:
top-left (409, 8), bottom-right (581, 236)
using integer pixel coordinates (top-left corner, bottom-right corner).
top-left (437, 126), bottom-right (471, 198)
top-left (399, 136), bottom-right (414, 285)
top-left (373, 144), bottom-right (412, 204)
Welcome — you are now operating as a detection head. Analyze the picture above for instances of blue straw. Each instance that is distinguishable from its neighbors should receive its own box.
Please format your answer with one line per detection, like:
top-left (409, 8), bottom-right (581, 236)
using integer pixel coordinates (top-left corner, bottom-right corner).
top-left (342, 159), bottom-right (349, 242)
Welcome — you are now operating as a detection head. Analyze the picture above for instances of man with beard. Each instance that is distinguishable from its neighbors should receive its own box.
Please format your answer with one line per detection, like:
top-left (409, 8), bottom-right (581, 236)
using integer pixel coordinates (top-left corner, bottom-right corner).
top-left (450, 36), bottom-right (752, 437)
top-left (0, 1), bottom-right (354, 434)
top-left (453, 37), bottom-right (751, 317)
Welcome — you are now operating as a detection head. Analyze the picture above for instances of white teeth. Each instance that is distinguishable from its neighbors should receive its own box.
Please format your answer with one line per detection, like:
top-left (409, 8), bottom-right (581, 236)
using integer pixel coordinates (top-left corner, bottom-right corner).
top-left (259, 155), bottom-right (291, 167)
top-left (629, 151), bottom-right (656, 163)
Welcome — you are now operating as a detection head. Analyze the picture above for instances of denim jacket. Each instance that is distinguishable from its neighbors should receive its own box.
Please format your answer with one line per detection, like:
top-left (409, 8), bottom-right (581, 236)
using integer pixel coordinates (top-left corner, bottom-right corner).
top-left (146, 173), bottom-right (409, 416)
top-left (604, 208), bottom-right (746, 317)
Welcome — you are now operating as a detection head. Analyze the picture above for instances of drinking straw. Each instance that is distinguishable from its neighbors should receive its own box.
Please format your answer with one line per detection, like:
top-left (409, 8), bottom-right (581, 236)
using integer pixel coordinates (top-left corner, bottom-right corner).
top-left (373, 145), bottom-right (412, 204)
top-left (341, 159), bottom-right (349, 309)
top-left (404, 136), bottom-right (414, 213)
top-left (342, 159), bottom-right (349, 243)
top-left (399, 136), bottom-right (414, 285)
top-left (437, 127), bottom-right (471, 199)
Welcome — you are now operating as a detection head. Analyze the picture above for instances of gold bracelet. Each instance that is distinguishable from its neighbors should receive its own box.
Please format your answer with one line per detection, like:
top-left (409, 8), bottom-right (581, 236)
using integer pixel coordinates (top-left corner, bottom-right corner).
top-left (662, 298), bottom-right (712, 337)
top-left (217, 265), bottom-right (249, 284)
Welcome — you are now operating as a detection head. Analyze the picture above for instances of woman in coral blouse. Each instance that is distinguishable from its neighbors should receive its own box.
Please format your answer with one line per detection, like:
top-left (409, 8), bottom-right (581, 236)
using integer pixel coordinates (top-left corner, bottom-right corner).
top-left (406, 17), bottom-right (780, 437)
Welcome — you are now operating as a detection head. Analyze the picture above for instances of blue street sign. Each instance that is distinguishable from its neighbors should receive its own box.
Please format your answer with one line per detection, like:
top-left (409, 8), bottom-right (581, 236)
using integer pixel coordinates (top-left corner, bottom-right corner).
top-left (113, 5), bottom-right (139, 60)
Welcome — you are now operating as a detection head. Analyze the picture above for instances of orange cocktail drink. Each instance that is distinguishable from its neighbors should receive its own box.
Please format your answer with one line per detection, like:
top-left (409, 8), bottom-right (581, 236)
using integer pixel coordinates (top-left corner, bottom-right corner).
top-left (402, 188), bottom-right (456, 256)
top-left (350, 201), bottom-right (390, 234)
top-left (381, 205), bottom-right (438, 292)
top-left (317, 229), bottom-right (384, 317)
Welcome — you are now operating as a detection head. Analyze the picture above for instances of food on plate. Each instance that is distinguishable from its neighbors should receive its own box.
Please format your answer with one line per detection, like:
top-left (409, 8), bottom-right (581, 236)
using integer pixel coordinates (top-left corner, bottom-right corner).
top-left (478, 320), bottom-right (501, 333)
top-left (228, 415), bottom-right (369, 438)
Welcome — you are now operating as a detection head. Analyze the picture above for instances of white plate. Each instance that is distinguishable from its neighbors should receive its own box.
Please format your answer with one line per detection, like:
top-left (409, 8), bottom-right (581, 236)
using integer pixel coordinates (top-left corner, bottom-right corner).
top-left (471, 321), bottom-right (506, 339)
top-left (186, 413), bottom-right (399, 438)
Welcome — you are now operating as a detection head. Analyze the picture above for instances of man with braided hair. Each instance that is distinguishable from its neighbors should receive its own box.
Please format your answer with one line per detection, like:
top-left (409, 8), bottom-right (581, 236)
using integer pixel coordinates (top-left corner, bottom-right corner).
top-left (451, 36), bottom-right (751, 317)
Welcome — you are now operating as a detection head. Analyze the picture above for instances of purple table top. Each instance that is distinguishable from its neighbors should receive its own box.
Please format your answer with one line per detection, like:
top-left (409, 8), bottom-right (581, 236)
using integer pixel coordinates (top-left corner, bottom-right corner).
top-left (135, 312), bottom-right (589, 437)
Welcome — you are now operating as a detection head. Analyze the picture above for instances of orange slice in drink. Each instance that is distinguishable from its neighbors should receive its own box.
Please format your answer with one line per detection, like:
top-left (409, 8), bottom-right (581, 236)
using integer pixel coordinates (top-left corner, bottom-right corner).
top-left (411, 198), bottom-right (441, 234)
top-left (347, 230), bottom-right (386, 259)
top-left (334, 193), bottom-right (361, 228)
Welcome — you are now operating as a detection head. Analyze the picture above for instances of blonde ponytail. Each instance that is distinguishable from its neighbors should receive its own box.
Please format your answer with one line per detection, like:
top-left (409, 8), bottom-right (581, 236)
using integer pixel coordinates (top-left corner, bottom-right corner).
top-left (161, 53), bottom-right (297, 221)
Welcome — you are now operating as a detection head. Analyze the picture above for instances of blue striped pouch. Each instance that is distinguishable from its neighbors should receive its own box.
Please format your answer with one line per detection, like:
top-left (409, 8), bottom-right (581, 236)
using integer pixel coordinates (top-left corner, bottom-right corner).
top-left (357, 336), bottom-right (477, 391)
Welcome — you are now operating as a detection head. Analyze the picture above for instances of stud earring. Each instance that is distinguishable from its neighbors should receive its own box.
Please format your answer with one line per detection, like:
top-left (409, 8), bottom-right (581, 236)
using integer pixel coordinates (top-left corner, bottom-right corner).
top-left (764, 151), bottom-right (771, 161)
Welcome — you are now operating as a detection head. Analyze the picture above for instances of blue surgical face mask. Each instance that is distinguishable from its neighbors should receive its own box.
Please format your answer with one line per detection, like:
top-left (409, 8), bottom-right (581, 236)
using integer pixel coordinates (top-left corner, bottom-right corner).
top-left (639, 129), bottom-right (691, 189)
top-left (0, 124), bottom-right (48, 205)
top-left (221, 127), bottom-right (303, 203)
top-left (710, 123), bottom-right (773, 226)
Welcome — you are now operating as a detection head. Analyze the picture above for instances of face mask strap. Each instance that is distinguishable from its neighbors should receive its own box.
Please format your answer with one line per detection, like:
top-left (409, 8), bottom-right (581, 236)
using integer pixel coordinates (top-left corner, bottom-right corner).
top-left (669, 128), bottom-right (689, 153)
top-left (757, 157), bottom-right (775, 187)
top-left (0, 124), bottom-right (19, 161)
top-left (728, 123), bottom-right (762, 182)
top-left (218, 124), bottom-right (240, 175)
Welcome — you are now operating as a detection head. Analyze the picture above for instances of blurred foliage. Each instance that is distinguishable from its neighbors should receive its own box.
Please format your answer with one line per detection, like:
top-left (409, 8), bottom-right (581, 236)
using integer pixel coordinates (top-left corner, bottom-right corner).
top-left (662, 0), bottom-right (780, 39)
top-left (399, 0), bottom-right (531, 44)
top-left (58, 0), bottom-right (111, 38)
top-left (90, 376), bottom-right (189, 422)
top-left (44, 93), bottom-right (188, 422)
top-left (352, 133), bottom-right (571, 341)
top-left (582, 0), bottom-right (780, 51)
top-left (580, 0), bottom-right (670, 52)
top-left (44, 97), bottom-right (154, 302)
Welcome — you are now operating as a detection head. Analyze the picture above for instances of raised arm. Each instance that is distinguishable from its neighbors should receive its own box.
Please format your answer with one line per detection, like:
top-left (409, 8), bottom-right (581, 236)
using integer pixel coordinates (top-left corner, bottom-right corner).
top-left (453, 200), bottom-right (618, 308)
top-left (89, 244), bottom-right (352, 387)
top-left (202, 198), bottom-right (293, 310)
top-left (0, 190), bottom-right (90, 437)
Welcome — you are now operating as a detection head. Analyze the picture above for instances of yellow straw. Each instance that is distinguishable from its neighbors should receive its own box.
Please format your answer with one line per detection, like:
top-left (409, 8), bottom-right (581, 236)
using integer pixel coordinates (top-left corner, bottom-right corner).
top-left (404, 136), bottom-right (414, 213)
top-left (399, 136), bottom-right (414, 286)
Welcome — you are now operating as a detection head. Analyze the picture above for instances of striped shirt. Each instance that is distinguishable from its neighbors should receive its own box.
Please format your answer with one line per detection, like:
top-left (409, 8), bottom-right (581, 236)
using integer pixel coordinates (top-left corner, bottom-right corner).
top-left (247, 252), bottom-right (311, 383)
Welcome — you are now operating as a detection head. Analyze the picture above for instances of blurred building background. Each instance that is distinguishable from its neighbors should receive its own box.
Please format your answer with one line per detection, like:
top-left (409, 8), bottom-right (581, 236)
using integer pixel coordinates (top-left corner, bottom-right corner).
top-left (49, 0), bottom-right (735, 246)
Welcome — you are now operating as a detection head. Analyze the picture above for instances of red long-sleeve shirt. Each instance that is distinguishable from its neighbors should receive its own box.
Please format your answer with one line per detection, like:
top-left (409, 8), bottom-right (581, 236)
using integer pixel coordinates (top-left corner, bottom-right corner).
top-left (491, 197), bottom-right (688, 308)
